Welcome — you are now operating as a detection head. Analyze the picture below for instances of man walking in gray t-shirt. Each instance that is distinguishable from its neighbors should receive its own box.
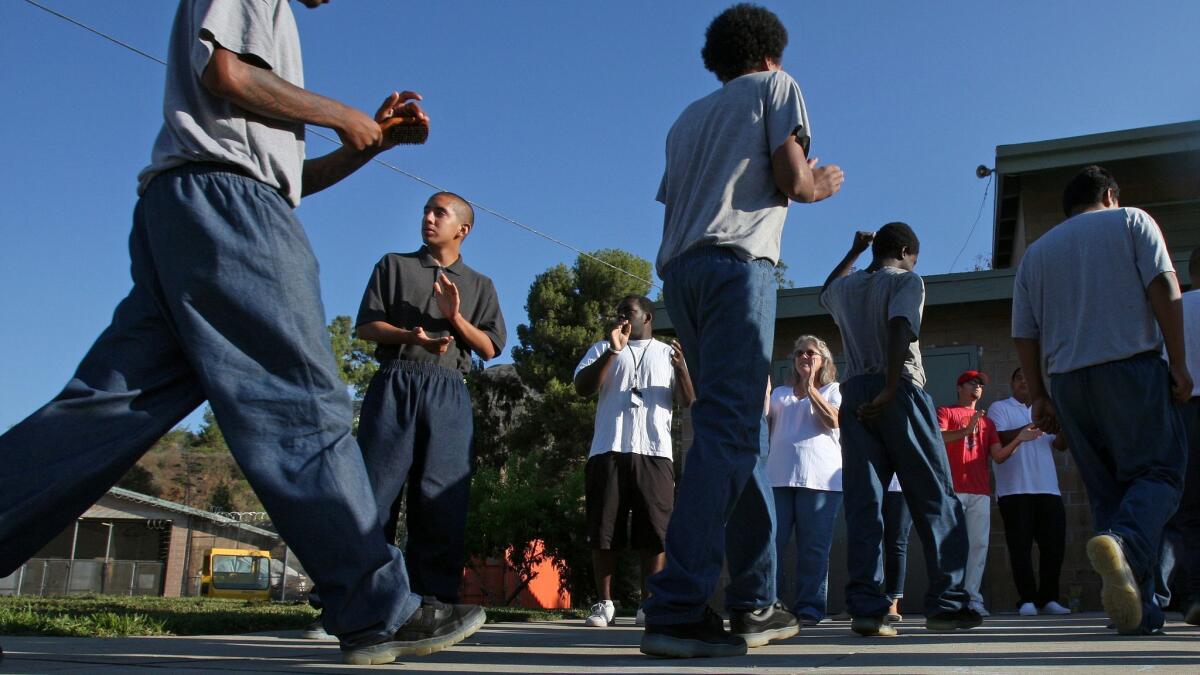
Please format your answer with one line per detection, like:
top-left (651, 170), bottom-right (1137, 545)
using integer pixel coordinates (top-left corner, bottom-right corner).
top-left (0, 0), bottom-right (481, 666)
top-left (1013, 165), bottom-right (1190, 635)
top-left (640, 3), bottom-right (843, 659)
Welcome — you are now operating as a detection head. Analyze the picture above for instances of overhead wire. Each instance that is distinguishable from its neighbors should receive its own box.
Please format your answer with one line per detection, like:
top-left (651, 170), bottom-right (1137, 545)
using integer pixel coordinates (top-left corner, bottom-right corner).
top-left (20, 0), bottom-right (660, 290)
top-left (948, 173), bottom-right (994, 273)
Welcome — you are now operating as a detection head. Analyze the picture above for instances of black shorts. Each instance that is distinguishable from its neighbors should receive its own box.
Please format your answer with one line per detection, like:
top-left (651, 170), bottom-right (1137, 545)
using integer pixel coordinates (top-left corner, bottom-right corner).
top-left (585, 451), bottom-right (674, 551)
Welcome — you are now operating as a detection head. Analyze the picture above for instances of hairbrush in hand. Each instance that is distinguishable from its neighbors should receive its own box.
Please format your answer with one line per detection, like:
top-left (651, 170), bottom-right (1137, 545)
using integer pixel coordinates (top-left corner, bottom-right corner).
top-left (380, 115), bottom-right (430, 145)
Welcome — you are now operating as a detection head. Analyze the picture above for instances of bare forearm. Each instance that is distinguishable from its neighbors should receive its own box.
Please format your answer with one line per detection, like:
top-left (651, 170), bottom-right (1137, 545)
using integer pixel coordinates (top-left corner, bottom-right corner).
top-left (991, 439), bottom-right (1020, 464)
top-left (942, 427), bottom-right (971, 443)
top-left (808, 388), bottom-right (839, 429)
top-left (883, 317), bottom-right (913, 393)
top-left (771, 137), bottom-right (818, 202)
top-left (448, 315), bottom-right (498, 360)
top-left (574, 350), bottom-right (616, 396)
top-left (997, 428), bottom-right (1021, 445)
top-left (1147, 272), bottom-right (1186, 366)
top-left (303, 146), bottom-right (376, 197)
top-left (823, 248), bottom-right (864, 293)
top-left (357, 321), bottom-right (420, 346)
top-left (675, 366), bottom-right (696, 408)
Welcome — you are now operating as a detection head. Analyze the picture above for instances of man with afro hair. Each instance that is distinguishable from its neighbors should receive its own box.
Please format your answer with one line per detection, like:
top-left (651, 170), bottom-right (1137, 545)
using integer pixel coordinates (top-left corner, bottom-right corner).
top-left (641, 3), bottom-right (844, 659)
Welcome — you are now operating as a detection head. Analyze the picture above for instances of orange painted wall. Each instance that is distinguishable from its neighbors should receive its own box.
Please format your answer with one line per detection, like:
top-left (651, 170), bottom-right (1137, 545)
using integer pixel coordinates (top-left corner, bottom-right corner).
top-left (459, 540), bottom-right (571, 609)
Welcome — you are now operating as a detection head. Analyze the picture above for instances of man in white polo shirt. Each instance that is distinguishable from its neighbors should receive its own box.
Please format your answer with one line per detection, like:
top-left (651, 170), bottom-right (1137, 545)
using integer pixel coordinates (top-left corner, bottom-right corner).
top-left (987, 367), bottom-right (1072, 616)
top-left (574, 295), bottom-right (694, 627)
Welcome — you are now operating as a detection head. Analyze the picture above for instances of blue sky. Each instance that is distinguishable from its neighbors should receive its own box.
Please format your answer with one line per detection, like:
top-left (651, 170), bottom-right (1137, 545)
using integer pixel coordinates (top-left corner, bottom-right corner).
top-left (1, 0), bottom-right (1197, 432)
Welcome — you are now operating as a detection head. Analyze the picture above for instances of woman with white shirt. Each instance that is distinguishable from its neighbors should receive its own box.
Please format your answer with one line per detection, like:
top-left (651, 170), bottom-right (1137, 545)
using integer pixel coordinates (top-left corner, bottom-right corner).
top-left (767, 335), bottom-right (842, 624)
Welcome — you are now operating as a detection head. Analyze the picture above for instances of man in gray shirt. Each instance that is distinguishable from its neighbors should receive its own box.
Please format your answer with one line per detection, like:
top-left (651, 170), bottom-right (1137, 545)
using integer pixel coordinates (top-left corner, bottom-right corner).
top-left (641, 3), bottom-right (843, 660)
top-left (0, 0), bottom-right (482, 666)
top-left (1013, 165), bottom-right (1190, 635)
top-left (820, 224), bottom-right (977, 636)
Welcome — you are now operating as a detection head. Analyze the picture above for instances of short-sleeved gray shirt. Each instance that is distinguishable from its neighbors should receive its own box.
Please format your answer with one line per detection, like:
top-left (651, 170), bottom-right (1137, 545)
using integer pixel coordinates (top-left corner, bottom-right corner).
top-left (655, 70), bottom-right (810, 275)
top-left (138, 0), bottom-right (307, 206)
top-left (820, 267), bottom-right (927, 387)
top-left (1012, 207), bottom-right (1174, 375)
top-left (355, 248), bottom-right (506, 374)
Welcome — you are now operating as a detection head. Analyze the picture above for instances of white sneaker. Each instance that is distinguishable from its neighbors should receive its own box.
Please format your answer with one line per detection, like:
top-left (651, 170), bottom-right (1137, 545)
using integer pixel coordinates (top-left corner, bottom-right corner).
top-left (1018, 602), bottom-right (1037, 616)
top-left (969, 601), bottom-right (991, 617)
top-left (585, 601), bottom-right (615, 627)
top-left (635, 608), bottom-right (645, 626)
top-left (1040, 601), bottom-right (1071, 615)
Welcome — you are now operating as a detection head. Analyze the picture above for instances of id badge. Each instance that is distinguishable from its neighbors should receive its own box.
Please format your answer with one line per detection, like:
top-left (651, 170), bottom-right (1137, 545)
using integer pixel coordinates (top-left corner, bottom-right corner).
top-left (630, 387), bottom-right (644, 408)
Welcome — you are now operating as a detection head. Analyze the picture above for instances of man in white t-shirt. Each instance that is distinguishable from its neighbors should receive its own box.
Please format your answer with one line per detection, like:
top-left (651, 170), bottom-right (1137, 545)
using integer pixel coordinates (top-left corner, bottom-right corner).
top-left (574, 295), bottom-right (695, 628)
top-left (987, 367), bottom-right (1072, 617)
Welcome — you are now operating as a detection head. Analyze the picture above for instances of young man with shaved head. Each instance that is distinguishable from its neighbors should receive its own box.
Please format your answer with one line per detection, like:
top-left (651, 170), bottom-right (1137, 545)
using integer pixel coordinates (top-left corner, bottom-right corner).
top-left (354, 190), bottom-right (506, 622)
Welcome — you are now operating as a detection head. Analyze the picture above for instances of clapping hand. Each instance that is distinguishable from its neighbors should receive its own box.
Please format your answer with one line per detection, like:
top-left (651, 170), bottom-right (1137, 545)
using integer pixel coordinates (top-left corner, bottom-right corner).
top-left (1016, 424), bottom-right (1044, 443)
top-left (433, 272), bottom-right (460, 320)
top-left (413, 326), bottom-right (452, 355)
top-left (966, 409), bottom-right (984, 434)
top-left (609, 319), bottom-right (631, 353)
top-left (670, 339), bottom-right (687, 370)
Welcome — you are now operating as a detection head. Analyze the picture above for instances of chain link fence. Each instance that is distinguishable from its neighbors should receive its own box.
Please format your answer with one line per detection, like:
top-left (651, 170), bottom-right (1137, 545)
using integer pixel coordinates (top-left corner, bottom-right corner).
top-left (0, 559), bottom-right (163, 597)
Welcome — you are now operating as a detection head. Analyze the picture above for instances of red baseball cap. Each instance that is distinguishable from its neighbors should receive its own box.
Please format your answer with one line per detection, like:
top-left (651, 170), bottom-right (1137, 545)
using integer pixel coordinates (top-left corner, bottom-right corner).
top-left (957, 370), bottom-right (989, 386)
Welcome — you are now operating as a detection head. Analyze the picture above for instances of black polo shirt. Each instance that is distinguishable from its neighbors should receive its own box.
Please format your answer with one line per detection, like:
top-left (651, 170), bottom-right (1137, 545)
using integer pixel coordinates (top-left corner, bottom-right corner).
top-left (355, 247), bottom-right (506, 374)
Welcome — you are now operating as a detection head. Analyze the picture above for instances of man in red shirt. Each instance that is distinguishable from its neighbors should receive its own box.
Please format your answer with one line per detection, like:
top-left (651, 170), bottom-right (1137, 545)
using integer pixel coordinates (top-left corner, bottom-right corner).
top-left (938, 370), bottom-right (1037, 617)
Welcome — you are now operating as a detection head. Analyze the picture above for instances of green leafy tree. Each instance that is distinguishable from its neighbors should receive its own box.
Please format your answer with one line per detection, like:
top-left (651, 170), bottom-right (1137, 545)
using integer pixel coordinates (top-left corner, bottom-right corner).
top-left (328, 315), bottom-right (378, 399)
top-left (193, 407), bottom-right (228, 454)
top-left (116, 463), bottom-right (161, 497)
top-left (209, 482), bottom-right (236, 513)
top-left (511, 249), bottom-right (652, 391)
top-left (774, 258), bottom-right (796, 289)
top-left (465, 361), bottom-right (530, 471)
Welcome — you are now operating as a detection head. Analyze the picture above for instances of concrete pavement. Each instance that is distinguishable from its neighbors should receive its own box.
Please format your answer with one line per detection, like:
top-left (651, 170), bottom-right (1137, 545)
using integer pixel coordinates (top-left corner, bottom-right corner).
top-left (3, 613), bottom-right (1199, 673)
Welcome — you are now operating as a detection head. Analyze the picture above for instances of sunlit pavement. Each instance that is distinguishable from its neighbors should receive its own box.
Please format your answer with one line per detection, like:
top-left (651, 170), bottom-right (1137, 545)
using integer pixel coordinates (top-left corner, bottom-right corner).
top-left (4, 613), bottom-right (1200, 673)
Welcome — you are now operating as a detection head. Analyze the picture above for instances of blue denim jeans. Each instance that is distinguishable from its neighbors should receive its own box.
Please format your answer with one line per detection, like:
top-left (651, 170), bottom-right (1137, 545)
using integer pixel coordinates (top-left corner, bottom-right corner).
top-left (644, 247), bottom-right (777, 623)
top-left (358, 360), bottom-right (474, 602)
top-left (0, 166), bottom-right (419, 643)
top-left (839, 375), bottom-right (971, 618)
top-left (1051, 352), bottom-right (1186, 631)
top-left (774, 487), bottom-right (842, 621)
top-left (883, 490), bottom-right (913, 599)
top-left (1157, 397), bottom-right (1200, 610)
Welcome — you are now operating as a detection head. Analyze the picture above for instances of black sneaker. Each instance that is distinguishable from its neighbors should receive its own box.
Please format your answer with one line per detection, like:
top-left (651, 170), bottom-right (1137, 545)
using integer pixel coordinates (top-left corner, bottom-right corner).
top-left (640, 607), bottom-right (748, 658)
top-left (730, 603), bottom-right (800, 647)
top-left (926, 607), bottom-right (983, 632)
top-left (851, 615), bottom-right (898, 637)
top-left (341, 598), bottom-right (486, 666)
top-left (300, 613), bottom-right (335, 640)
